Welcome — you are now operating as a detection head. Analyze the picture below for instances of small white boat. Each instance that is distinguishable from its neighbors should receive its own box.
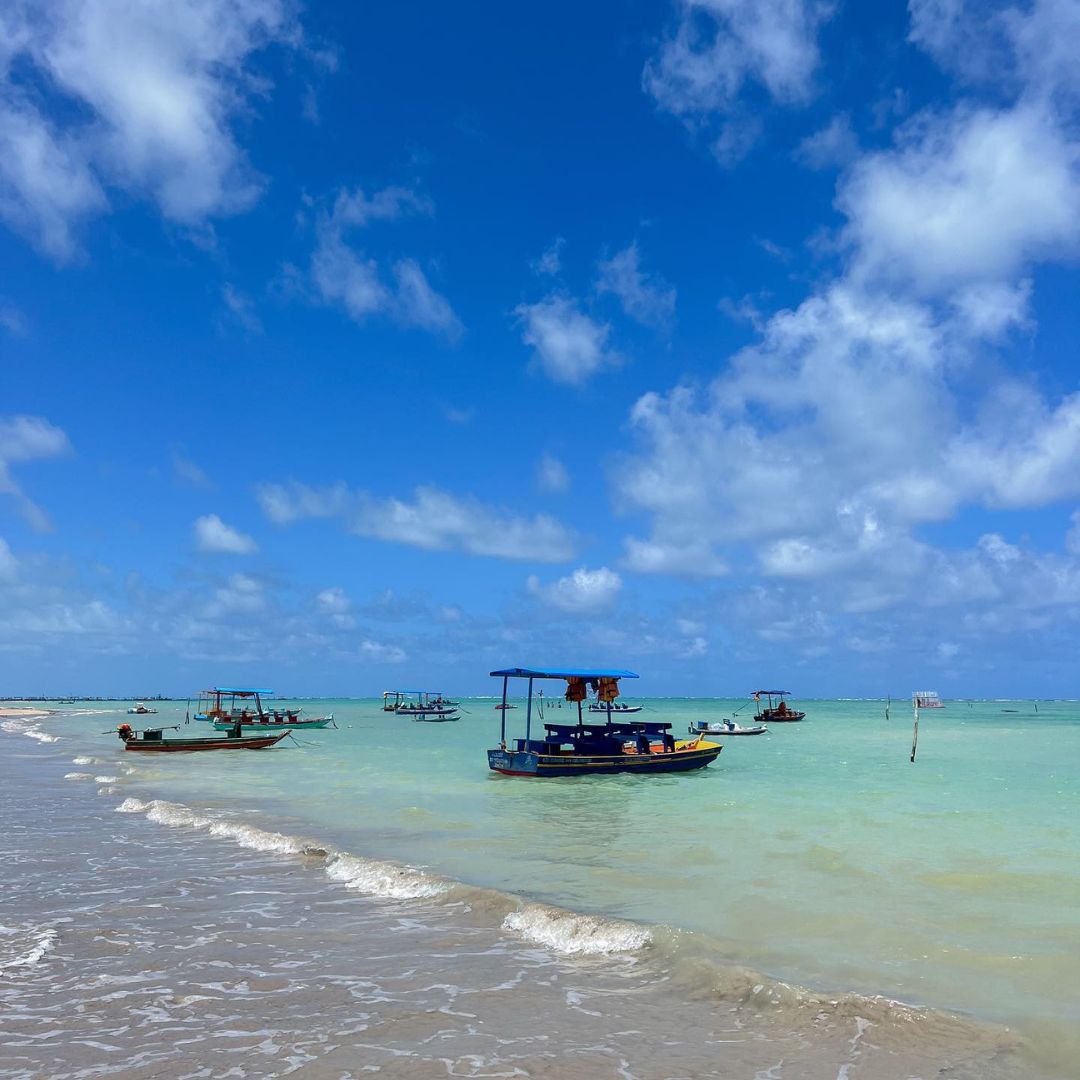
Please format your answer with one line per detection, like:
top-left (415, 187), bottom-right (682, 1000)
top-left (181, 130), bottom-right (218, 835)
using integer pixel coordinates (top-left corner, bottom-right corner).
top-left (689, 719), bottom-right (767, 736)
top-left (127, 702), bottom-right (158, 715)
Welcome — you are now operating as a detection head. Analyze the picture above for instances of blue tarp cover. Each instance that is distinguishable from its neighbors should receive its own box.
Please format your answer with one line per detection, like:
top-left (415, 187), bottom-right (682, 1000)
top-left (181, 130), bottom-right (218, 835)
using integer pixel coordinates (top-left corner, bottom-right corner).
top-left (489, 667), bottom-right (639, 680)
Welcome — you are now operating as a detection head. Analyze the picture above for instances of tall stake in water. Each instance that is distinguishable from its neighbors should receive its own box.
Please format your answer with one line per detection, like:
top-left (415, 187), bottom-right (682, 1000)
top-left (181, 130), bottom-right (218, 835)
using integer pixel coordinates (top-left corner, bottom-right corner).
top-left (885, 694), bottom-right (891, 722)
top-left (910, 698), bottom-right (920, 763)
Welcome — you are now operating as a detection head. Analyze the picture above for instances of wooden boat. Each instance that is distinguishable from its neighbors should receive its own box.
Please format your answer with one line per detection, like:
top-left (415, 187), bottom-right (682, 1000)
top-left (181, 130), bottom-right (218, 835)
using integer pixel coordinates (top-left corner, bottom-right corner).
top-left (587, 701), bottom-right (643, 714)
top-left (116, 723), bottom-right (287, 753)
top-left (487, 666), bottom-right (721, 777)
top-left (690, 719), bottom-right (767, 736)
top-left (752, 690), bottom-right (805, 723)
top-left (193, 687), bottom-right (332, 727)
top-left (394, 690), bottom-right (459, 721)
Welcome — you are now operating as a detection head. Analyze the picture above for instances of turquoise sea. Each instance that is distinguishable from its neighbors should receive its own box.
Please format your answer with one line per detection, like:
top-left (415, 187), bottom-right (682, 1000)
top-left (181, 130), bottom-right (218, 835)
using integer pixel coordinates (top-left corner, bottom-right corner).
top-left (6, 695), bottom-right (1080, 1077)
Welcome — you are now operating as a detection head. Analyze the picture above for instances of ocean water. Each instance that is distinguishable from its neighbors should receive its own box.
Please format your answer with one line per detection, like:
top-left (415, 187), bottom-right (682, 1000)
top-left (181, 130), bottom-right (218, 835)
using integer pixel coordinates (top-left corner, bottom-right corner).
top-left (3, 697), bottom-right (1078, 1078)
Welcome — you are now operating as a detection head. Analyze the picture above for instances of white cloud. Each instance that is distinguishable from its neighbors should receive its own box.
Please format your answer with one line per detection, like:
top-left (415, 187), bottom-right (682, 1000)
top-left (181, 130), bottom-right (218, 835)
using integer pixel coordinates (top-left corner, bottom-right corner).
top-left (536, 454), bottom-right (570, 494)
top-left (795, 112), bottom-right (858, 169)
top-left (0, 415), bottom-right (72, 531)
top-left (621, 536), bottom-right (728, 577)
top-left (0, 0), bottom-right (300, 261)
top-left (194, 514), bottom-right (257, 555)
top-left (840, 103), bottom-right (1080, 294)
top-left (257, 481), bottom-right (578, 562)
top-left (515, 294), bottom-right (618, 385)
top-left (596, 242), bottom-right (676, 328)
top-left (315, 586), bottom-right (351, 615)
top-left (527, 566), bottom-right (623, 613)
top-left (307, 185), bottom-right (461, 339)
top-left (0, 300), bottom-right (28, 336)
top-left (644, 0), bottom-right (834, 163)
top-left (204, 572), bottom-right (265, 618)
top-left (221, 284), bottom-right (262, 334)
top-left (908, 0), bottom-right (1080, 103)
top-left (359, 638), bottom-right (406, 663)
top-left (533, 236), bottom-right (564, 276)
top-left (392, 258), bottom-right (463, 340)
top-left (172, 452), bottom-right (212, 488)
top-left (0, 537), bottom-right (18, 581)
top-left (314, 585), bottom-right (354, 628)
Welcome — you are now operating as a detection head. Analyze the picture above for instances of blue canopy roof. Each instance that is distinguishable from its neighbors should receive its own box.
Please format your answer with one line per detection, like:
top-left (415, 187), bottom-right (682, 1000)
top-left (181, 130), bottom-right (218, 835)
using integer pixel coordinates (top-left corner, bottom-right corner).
top-left (204, 687), bottom-right (274, 695)
top-left (489, 667), bottom-right (639, 680)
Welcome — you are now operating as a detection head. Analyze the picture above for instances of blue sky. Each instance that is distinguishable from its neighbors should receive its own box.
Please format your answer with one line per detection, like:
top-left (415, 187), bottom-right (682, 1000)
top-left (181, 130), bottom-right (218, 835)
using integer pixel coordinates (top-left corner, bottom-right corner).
top-left (3, 0), bottom-right (1080, 697)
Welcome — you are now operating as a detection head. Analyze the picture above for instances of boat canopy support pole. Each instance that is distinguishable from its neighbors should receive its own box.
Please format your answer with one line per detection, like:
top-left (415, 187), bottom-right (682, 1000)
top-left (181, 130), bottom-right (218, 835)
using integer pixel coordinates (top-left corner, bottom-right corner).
top-left (525, 677), bottom-right (534, 747)
top-left (499, 676), bottom-right (508, 746)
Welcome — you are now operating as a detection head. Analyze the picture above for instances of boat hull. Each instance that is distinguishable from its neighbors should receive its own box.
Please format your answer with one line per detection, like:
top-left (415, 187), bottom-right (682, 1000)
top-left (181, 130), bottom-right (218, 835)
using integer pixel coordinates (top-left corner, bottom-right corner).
top-left (123, 733), bottom-right (288, 752)
top-left (691, 724), bottom-right (767, 736)
top-left (487, 741), bottom-right (721, 777)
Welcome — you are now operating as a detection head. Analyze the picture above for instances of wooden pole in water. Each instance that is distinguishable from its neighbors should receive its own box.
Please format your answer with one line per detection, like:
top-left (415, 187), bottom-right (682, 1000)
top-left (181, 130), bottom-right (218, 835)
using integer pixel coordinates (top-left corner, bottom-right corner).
top-left (885, 694), bottom-right (891, 722)
top-left (910, 699), bottom-right (920, 763)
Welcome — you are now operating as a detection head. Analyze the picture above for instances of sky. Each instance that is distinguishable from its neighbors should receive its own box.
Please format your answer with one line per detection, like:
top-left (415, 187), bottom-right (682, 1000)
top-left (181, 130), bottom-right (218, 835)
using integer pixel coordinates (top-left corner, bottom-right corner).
top-left (3, 0), bottom-right (1080, 698)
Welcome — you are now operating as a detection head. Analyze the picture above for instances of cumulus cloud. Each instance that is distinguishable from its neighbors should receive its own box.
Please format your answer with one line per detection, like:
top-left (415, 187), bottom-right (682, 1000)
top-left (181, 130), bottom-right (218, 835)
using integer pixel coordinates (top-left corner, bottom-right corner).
top-left (194, 514), bottom-right (258, 555)
top-left (0, 0), bottom-right (300, 261)
top-left (596, 242), bottom-right (676, 328)
top-left (515, 294), bottom-right (618, 385)
top-left (616, 0), bottom-right (1080, 610)
top-left (536, 454), bottom-right (570, 494)
top-left (840, 103), bottom-right (1080, 294)
top-left (257, 481), bottom-right (578, 562)
top-left (644, 0), bottom-right (834, 163)
top-left (0, 415), bottom-right (72, 531)
top-left (527, 566), bottom-right (623, 613)
top-left (306, 185), bottom-right (462, 339)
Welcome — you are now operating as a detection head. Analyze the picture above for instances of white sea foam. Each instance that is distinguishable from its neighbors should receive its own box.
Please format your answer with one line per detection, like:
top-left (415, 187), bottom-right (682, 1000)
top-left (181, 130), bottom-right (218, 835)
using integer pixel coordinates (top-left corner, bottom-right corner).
top-left (116, 798), bottom-right (311, 856)
top-left (502, 903), bottom-right (652, 955)
top-left (94, 775), bottom-right (118, 784)
top-left (72, 756), bottom-right (104, 765)
top-left (324, 853), bottom-right (449, 900)
top-left (0, 925), bottom-right (59, 974)
top-left (116, 797), bottom-right (449, 901)
top-left (64, 772), bottom-right (94, 781)
top-left (1, 719), bottom-right (59, 742)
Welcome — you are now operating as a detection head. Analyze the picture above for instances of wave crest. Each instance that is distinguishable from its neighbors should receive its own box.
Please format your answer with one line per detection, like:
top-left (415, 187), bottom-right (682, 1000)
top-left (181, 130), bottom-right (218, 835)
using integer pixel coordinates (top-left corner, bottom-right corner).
top-left (503, 903), bottom-right (652, 955)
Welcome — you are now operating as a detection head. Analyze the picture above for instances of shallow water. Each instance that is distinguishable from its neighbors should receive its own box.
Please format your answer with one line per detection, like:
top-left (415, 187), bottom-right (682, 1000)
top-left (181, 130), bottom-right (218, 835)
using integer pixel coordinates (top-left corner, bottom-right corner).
top-left (3, 698), bottom-right (1078, 1077)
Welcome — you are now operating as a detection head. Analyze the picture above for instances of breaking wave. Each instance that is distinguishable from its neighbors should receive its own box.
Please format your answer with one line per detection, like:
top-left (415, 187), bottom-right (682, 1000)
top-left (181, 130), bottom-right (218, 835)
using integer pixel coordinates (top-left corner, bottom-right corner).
top-left (503, 903), bottom-right (652, 955)
top-left (0, 923), bottom-right (59, 975)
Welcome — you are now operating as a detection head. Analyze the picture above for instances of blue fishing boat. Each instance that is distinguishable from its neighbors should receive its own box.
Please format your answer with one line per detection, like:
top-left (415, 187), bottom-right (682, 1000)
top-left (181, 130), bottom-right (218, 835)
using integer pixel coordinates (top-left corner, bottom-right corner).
top-left (487, 666), bottom-right (721, 777)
